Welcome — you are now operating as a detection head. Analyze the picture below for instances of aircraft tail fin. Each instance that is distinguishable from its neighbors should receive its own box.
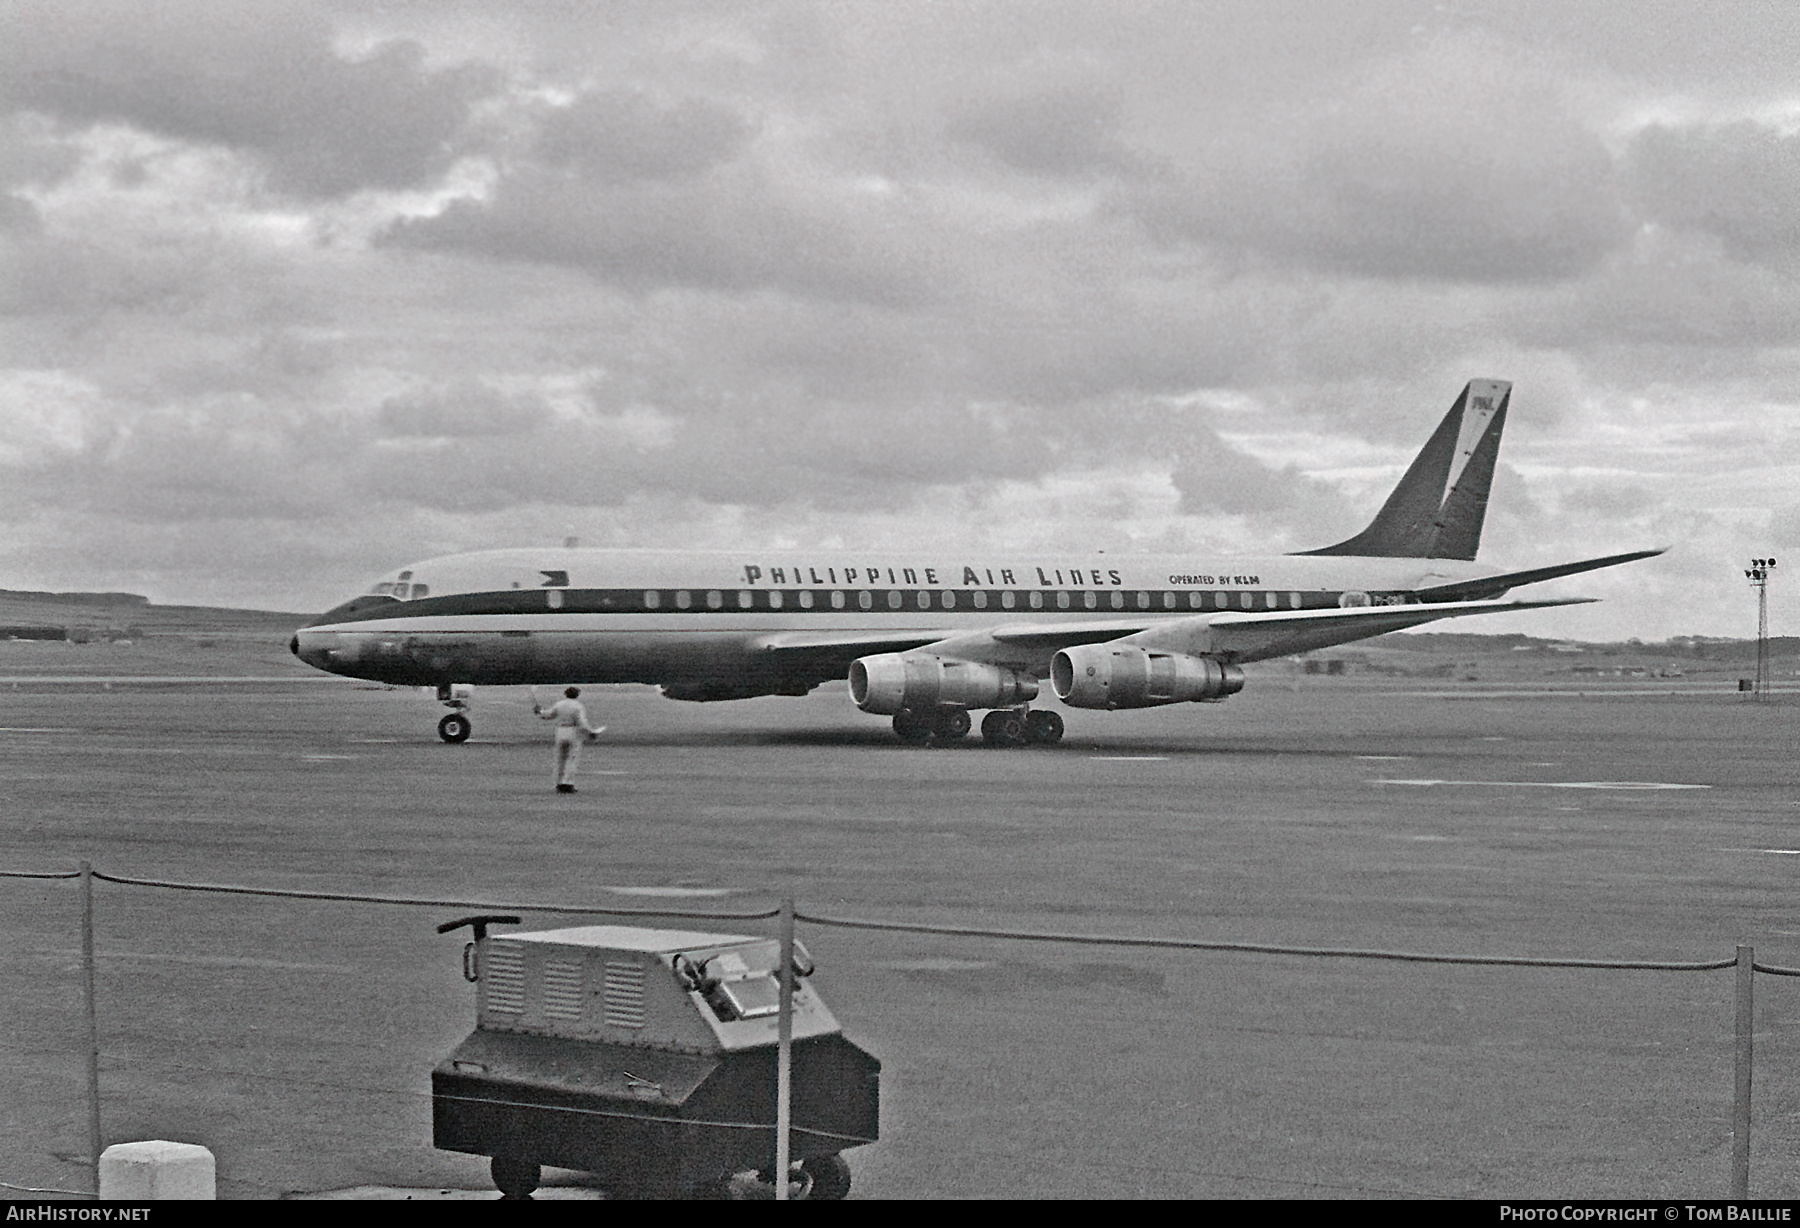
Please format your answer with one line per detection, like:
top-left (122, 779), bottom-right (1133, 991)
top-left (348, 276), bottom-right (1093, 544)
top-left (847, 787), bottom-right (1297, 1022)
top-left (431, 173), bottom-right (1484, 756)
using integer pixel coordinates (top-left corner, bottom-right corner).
top-left (1296, 379), bottom-right (1511, 561)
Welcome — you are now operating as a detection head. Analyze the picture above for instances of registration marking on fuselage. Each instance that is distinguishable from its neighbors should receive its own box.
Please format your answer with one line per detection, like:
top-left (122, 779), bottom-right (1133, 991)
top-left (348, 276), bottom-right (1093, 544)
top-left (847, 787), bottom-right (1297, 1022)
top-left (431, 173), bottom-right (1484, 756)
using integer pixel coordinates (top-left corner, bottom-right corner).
top-left (1373, 778), bottom-right (1710, 791)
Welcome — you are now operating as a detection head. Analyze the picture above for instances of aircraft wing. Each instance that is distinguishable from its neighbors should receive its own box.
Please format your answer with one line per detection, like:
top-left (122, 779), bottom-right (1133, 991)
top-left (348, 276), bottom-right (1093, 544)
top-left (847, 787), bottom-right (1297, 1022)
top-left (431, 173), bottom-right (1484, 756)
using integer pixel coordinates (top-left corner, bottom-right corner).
top-left (757, 600), bottom-right (1590, 673)
top-left (1166, 597), bottom-right (1595, 662)
top-left (1413, 548), bottom-right (1665, 603)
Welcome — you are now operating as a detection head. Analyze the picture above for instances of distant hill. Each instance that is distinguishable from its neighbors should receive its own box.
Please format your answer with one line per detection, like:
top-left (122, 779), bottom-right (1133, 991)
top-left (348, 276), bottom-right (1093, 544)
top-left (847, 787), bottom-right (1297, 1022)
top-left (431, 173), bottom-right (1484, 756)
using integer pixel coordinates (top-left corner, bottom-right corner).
top-left (0, 589), bottom-right (150, 606)
top-left (0, 589), bottom-right (310, 639)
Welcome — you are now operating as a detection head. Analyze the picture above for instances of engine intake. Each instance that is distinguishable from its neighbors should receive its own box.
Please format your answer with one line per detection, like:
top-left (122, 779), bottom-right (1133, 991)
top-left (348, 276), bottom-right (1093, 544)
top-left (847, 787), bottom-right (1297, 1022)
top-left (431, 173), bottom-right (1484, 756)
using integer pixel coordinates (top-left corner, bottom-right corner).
top-left (849, 653), bottom-right (1038, 715)
top-left (1050, 644), bottom-right (1244, 709)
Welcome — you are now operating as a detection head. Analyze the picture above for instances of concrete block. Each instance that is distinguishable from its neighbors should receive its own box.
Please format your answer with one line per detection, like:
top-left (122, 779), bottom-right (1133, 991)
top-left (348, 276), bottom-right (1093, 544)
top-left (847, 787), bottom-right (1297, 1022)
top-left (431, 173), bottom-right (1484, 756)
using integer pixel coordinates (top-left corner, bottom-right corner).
top-left (98, 1141), bottom-right (216, 1200)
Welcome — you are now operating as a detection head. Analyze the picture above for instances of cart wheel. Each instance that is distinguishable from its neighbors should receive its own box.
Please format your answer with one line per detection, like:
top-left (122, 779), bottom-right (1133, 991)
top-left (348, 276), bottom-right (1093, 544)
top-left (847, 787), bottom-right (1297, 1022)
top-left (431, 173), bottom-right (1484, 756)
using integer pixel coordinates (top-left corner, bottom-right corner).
top-left (491, 1155), bottom-right (540, 1200)
top-left (800, 1154), bottom-right (852, 1200)
top-left (438, 712), bottom-right (472, 743)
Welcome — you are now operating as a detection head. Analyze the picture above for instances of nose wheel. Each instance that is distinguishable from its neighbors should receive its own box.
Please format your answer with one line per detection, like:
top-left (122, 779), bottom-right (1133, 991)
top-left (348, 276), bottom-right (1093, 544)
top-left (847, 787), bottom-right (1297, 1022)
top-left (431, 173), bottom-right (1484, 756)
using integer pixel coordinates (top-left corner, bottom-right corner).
top-left (437, 712), bottom-right (472, 743)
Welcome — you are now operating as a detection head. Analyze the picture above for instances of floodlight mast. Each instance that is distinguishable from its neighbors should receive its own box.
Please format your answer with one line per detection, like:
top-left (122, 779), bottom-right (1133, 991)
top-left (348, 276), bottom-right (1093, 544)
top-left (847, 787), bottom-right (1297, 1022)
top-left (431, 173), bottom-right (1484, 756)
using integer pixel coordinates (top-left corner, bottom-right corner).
top-left (1744, 558), bottom-right (1777, 699)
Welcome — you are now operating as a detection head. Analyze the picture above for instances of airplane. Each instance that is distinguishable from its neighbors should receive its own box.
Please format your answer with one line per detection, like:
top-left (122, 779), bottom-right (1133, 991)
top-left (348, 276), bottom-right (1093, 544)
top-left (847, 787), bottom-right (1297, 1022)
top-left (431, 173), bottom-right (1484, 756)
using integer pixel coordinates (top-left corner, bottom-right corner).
top-left (291, 380), bottom-right (1662, 746)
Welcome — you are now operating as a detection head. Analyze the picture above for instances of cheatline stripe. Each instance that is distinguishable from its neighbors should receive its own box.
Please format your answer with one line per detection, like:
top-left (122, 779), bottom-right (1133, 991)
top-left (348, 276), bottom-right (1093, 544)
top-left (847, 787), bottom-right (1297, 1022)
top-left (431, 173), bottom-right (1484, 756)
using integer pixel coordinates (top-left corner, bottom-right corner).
top-left (309, 585), bottom-right (1359, 625)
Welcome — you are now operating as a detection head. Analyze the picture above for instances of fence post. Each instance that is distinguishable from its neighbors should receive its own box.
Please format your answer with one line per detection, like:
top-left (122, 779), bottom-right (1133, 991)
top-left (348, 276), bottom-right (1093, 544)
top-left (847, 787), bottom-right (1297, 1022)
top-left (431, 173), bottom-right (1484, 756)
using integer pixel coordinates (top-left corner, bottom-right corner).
top-left (1733, 944), bottom-right (1753, 1199)
top-left (80, 861), bottom-right (102, 1198)
top-left (775, 897), bottom-right (795, 1200)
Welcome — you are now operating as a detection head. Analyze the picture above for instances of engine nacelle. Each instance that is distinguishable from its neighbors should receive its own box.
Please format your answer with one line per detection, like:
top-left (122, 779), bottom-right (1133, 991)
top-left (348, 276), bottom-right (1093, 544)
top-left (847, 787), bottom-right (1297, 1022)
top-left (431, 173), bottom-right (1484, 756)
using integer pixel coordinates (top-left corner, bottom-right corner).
top-left (848, 653), bottom-right (1039, 715)
top-left (1050, 644), bottom-right (1245, 709)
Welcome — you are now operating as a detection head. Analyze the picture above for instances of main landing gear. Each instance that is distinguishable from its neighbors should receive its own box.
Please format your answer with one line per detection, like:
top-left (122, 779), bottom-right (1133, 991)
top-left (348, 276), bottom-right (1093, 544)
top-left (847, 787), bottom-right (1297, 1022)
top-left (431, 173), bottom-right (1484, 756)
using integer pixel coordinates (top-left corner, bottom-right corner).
top-left (892, 707), bottom-right (1064, 747)
top-left (436, 683), bottom-right (474, 743)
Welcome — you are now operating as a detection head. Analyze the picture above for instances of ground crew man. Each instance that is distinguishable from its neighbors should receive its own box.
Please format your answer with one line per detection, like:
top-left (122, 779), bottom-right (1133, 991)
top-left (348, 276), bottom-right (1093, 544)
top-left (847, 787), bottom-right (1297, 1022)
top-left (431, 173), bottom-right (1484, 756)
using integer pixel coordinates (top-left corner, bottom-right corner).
top-left (533, 686), bottom-right (603, 793)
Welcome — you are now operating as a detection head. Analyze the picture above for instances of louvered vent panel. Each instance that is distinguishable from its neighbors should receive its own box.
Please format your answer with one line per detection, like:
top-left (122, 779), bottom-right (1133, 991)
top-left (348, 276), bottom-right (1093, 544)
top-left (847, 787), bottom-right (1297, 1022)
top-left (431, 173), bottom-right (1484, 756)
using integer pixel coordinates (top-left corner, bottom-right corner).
top-left (602, 961), bottom-right (646, 1028)
top-left (483, 942), bottom-right (524, 1014)
top-left (542, 957), bottom-right (586, 1021)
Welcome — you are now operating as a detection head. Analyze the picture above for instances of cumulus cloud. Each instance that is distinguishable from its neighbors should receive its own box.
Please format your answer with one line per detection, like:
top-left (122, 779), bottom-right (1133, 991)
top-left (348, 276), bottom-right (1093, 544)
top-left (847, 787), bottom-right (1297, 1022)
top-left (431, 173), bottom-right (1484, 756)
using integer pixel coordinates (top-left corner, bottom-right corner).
top-left (2, 0), bottom-right (500, 197)
top-left (945, 84), bottom-right (1145, 180)
top-left (1625, 120), bottom-right (1800, 267)
top-left (1128, 33), bottom-right (1631, 282)
top-left (375, 382), bottom-right (552, 438)
top-left (535, 91), bottom-right (755, 182)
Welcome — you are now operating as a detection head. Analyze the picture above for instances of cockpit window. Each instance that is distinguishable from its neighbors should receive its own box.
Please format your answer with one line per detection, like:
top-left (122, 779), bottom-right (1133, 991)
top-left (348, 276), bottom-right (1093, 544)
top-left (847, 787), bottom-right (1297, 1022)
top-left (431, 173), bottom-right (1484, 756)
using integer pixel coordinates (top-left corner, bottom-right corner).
top-left (367, 581), bottom-right (429, 599)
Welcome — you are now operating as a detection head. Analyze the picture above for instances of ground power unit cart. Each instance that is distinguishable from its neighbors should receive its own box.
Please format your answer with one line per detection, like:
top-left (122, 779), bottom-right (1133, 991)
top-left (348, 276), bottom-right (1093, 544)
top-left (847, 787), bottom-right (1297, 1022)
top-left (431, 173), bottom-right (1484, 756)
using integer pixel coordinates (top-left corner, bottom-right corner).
top-left (432, 918), bottom-right (881, 1199)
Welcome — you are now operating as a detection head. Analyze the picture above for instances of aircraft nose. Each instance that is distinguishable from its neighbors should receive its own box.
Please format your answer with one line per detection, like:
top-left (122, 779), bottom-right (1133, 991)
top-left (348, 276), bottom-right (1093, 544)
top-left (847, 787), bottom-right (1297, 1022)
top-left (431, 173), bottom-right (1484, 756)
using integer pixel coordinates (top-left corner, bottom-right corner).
top-left (291, 629), bottom-right (343, 673)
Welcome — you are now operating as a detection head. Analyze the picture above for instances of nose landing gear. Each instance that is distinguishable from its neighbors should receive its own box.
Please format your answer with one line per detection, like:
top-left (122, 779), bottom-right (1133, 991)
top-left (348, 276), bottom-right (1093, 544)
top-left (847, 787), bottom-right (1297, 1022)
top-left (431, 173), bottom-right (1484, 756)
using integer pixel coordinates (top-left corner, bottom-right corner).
top-left (437, 683), bottom-right (474, 743)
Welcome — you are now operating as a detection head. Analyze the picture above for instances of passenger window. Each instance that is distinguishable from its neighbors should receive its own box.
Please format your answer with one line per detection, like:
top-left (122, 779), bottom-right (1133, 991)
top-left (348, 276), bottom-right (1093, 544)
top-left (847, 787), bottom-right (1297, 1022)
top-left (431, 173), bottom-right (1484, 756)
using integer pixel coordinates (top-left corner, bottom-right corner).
top-left (831, 591), bottom-right (846, 609)
top-left (942, 591), bottom-right (956, 609)
top-left (1084, 591), bottom-right (1098, 610)
top-left (1264, 591), bottom-right (1277, 610)
top-left (547, 589), bottom-right (564, 610)
top-left (1189, 592), bottom-right (1202, 610)
top-left (738, 590), bottom-right (753, 609)
top-left (798, 590), bottom-right (814, 609)
top-left (643, 590), bottom-right (661, 609)
top-left (1055, 592), bottom-right (1069, 609)
top-left (1288, 591), bottom-right (1301, 609)
top-left (676, 590), bottom-right (692, 610)
top-left (769, 590), bottom-right (784, 609)
top-left (1161, 592), bottom-right (1174, 610)
top-left (706, 590), bottom-right (723, 610)
top-left (972, 591), bottom-right (986, 609)
top-left (858, 591), bottom-right (873, 610)
top-left (1136, 592), bottom-right (1149, 609)
top-left (1110, 591), bottom-right (1124, 610)
top-left (1000, 591), bottom-right (1015, 609)
top-left (887, 590), bottom-right (903, 609)
top-left (1239, 592), bottom-right (1252, 610)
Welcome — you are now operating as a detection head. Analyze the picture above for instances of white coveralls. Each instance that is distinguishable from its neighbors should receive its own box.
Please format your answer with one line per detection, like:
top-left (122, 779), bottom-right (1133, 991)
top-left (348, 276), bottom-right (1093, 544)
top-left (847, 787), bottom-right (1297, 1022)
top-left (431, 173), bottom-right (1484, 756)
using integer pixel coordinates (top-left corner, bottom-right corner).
top-left (537, 697), bottom-right (598, 790)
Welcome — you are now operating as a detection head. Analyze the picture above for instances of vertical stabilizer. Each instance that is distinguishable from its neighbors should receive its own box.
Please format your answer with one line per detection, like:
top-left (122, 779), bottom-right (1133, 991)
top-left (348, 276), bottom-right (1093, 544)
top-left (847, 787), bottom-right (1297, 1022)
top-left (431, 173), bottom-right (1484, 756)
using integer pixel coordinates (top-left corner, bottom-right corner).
top-left (1296, 379), bottom-right (1510, 561)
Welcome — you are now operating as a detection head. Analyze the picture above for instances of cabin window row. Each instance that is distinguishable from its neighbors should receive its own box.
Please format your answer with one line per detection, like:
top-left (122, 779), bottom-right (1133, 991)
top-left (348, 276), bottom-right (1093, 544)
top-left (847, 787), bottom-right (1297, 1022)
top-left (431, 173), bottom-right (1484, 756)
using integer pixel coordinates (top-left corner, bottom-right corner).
top-left (635, 588), bottom-right (1310, 612)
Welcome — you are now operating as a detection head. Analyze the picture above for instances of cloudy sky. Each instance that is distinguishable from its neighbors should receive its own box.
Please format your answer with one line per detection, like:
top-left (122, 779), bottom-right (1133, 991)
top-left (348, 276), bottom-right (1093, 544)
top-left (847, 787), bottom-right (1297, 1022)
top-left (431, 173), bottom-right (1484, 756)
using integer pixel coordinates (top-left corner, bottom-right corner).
top-left (3, 0), bottom-right (1796, 638)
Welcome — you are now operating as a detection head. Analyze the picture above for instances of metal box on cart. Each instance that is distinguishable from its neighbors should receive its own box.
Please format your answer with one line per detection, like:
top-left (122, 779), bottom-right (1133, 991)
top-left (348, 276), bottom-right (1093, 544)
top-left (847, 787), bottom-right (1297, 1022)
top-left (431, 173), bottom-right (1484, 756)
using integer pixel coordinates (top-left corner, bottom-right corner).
top-left (432, 919), bottom-right (880, 1199)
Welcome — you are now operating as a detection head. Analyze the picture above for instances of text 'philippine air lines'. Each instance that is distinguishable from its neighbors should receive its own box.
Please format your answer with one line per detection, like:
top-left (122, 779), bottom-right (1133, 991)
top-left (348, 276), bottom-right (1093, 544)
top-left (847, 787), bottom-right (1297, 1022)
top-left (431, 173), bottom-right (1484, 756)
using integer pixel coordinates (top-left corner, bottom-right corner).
top-left (739, 565), bottom-right (1262, 588)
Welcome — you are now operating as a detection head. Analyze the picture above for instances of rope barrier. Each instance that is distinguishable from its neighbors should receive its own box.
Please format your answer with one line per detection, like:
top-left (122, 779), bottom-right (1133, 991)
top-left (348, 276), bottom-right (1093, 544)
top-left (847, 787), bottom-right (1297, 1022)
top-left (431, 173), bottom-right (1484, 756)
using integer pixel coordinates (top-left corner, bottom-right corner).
top-left (793, 909), bottom-right (1740, 971)
top-left (85, 870), bottom-right (781, 923)
top-left (0, 864), bottom-right (1760, 970)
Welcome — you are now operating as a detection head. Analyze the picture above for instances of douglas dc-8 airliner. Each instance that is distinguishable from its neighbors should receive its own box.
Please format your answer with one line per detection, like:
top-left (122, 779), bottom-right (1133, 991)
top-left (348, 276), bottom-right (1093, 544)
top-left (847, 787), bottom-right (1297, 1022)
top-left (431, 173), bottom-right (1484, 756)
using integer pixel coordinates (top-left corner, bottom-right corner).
top-left (293, 380), bottom-right (1660, 746)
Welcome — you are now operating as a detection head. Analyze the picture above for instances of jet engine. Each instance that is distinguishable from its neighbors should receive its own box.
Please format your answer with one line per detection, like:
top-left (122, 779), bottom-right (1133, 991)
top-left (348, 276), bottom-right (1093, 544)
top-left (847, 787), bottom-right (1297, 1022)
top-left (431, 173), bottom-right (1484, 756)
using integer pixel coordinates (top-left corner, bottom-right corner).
top-left (849, 653), bottom-right (1038, 715)
top-left (1050, 644), bottom-right (1244, 709)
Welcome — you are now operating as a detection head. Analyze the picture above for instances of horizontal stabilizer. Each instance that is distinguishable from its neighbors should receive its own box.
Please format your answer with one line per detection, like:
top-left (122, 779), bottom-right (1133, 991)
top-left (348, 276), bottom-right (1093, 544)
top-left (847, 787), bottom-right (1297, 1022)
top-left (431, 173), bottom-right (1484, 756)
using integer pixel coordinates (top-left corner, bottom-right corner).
top-left (1412, 549), bottom-right (1666, 603)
